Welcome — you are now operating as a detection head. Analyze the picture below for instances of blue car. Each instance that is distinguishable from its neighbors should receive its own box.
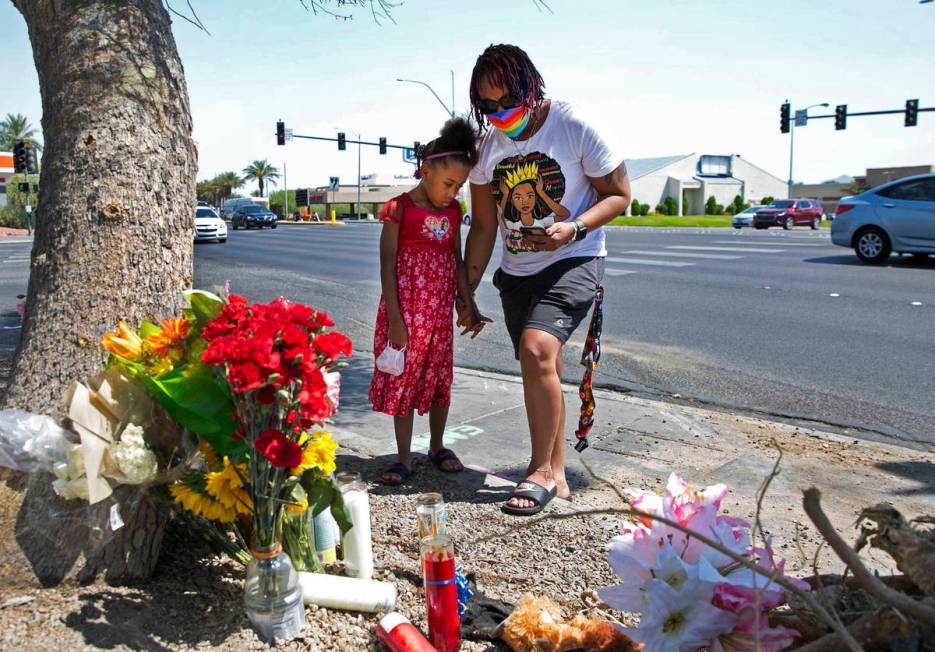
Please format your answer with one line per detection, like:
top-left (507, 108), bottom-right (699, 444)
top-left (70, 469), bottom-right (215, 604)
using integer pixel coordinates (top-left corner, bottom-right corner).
top-left (831, 173), bottom-right (935, 263)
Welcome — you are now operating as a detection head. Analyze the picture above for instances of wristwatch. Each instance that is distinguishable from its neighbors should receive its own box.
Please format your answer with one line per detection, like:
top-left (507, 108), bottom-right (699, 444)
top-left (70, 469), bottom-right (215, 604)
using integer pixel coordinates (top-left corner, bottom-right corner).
top-left (572, 219), bottom-right (588, 242)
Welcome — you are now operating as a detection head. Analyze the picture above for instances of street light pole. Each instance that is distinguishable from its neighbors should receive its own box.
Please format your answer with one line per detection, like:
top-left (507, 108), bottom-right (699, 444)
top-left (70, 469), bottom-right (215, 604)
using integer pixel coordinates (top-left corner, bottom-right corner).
top-left (788, 101), bottom-right (829, 198)
top-left (396, 77), bottom-right (455, 118)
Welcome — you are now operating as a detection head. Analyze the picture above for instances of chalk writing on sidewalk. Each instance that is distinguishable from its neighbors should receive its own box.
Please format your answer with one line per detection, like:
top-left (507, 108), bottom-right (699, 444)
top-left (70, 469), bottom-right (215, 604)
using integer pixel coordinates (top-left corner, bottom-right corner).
top-left (411, 425), bottom-right (484, 452)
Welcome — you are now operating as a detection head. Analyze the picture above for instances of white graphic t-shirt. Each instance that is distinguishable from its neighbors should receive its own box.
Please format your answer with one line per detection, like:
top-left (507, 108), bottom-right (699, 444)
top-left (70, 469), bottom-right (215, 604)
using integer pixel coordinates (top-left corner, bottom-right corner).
top-left (469, 101), bottom-right (620, 276)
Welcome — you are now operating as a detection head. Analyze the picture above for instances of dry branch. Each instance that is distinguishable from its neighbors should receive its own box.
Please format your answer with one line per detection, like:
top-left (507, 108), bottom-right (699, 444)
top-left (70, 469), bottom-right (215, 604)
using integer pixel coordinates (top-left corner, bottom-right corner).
top-left (802, 488), bottom-right (935, 627)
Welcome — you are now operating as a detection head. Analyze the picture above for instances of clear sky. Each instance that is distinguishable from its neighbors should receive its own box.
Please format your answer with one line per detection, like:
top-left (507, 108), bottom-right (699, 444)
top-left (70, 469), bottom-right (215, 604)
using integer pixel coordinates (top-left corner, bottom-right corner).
top-left (2, 0), bottom-right (933, 194)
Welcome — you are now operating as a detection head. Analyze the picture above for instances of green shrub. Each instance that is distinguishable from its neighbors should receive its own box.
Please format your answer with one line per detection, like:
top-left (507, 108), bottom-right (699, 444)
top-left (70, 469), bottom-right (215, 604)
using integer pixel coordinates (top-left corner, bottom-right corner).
top-left (0, 204), bottom-right (28, 229)
top-left (639, 202), bottom-right (650, 216)
top-left (730, 195), bottom-right (746, 214)
top-left (761, 195), bottom-right (774, 206)
top-left (655, 203), bottom-right (667, 215)
top-left (630, 199), bottom-right (641, 216)
top-left (705, 196), bottom-right (719, 215)
top-left (664, 196), bottom-right (677, 216)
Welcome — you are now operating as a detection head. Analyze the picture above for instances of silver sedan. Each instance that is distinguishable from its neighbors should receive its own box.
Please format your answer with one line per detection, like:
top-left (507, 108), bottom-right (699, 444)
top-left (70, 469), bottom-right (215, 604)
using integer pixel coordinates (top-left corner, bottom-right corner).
top-left (831, 173), bottom-right (935, 264)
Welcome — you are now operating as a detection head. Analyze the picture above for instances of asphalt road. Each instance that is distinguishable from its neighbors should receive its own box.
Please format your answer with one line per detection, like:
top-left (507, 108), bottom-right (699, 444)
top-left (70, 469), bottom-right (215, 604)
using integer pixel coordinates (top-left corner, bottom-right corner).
top-left (2, 225), bottom-right (932, 450)
top-left (189, 223), bottom-right (935, 451)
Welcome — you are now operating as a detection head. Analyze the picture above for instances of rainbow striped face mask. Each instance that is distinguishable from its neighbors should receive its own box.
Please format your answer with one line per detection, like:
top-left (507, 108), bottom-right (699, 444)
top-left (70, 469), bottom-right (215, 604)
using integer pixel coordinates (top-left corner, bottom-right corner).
top-left (489, 105), bottom-right (530, 140)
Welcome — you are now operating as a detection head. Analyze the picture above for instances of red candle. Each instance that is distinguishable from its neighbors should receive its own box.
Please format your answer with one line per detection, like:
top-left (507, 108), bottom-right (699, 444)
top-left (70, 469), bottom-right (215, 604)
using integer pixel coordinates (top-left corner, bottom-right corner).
top-left (376, 612), bottom-right (437, 652)
top-left (421, 535), bottom-right (461, 652)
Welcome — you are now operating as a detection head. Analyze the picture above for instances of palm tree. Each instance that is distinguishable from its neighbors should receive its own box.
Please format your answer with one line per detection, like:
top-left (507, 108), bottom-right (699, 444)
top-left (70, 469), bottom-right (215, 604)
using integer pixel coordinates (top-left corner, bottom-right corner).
top-left (1, 113), bottom-right (42, 152)
top-left (241, 159), bottom-right (280, 197)
top-left (214, 171), bottom-right (243, 206)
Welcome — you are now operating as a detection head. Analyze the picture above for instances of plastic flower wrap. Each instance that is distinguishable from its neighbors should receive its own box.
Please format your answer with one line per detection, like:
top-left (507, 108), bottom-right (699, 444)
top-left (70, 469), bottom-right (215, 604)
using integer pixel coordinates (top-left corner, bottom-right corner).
top-left (599, 473), bottom-right (805, 652)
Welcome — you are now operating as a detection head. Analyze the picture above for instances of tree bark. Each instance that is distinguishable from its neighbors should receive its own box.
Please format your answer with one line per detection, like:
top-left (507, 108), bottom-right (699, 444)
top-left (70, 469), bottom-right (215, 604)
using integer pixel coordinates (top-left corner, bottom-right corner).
top-left (4, 0), bottom-right (195, 584)
top-left (5, 0), bottom-right (196, 417)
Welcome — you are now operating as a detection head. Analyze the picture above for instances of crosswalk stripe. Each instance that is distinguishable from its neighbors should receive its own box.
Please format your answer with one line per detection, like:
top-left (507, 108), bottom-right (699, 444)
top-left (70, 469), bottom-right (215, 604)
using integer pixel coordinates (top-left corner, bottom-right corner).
top-left (666, 246), bottom-right (783, 253)
top-left (605, 256), bottom-right (695, 267)
top-left (604, 269), bottom-right (638, 276)
top-left (713, 240), bottom-right (825, 247)
top-left (621, 249), bottom-right (742, 260)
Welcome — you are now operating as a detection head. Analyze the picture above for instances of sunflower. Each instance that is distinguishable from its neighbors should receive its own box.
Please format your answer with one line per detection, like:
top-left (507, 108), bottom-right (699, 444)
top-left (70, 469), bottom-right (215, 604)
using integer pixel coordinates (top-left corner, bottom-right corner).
top-left (291, 430), bottom-right (337, 476)
top-left (169, 478), bottom-right (237, 523)
top-left (204, 459), bottom-right (252, 515)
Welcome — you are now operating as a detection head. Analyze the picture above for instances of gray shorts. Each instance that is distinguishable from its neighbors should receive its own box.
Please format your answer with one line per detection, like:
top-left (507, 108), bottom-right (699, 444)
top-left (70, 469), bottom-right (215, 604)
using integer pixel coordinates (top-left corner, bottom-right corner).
top-left (492, 256), bottom-right (604, 359)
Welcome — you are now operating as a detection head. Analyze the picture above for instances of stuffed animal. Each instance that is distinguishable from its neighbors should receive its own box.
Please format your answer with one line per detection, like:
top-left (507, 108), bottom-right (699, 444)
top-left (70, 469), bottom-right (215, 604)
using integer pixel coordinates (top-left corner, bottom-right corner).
top-left (500, 593), bottom-right (639, 652)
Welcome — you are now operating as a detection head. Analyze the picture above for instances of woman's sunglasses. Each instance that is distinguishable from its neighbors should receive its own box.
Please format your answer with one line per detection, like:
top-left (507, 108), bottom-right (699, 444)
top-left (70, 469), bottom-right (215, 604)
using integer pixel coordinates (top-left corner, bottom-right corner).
top-left (476, 93), bottom-right (524, 115)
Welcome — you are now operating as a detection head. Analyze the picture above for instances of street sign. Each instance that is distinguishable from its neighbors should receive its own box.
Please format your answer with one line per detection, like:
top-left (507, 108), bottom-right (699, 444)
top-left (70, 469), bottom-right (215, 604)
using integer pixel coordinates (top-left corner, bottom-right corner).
top-left (329, 176), bottom-right (339, 192)
top-left (402, 147), bottom-right (417, 163)
top-left (794, 109), bottom-right (808, 127)
top-left (285, 128), bottom-right (294, 142)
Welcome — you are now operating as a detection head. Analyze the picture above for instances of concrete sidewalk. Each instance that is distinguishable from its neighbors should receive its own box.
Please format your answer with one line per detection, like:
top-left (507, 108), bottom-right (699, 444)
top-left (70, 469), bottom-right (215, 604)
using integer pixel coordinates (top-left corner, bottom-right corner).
top-left (332, 351), bottom-right (934, 572)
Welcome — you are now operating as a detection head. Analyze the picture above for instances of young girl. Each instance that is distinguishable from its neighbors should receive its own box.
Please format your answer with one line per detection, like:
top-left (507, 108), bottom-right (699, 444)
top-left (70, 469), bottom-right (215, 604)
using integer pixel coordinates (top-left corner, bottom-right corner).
top-left (369, 117), bottom-right (489, 485)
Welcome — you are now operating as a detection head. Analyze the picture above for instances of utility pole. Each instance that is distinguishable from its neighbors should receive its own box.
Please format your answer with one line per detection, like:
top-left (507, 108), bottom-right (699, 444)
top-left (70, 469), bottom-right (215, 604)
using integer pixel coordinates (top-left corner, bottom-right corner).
top-left (283, 162), bottom-right (288, 218)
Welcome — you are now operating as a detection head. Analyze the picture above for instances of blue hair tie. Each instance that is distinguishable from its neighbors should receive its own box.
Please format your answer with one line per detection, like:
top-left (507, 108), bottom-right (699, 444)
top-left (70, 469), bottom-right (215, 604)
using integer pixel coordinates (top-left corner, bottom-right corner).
top-left (455, 563), bottom-right (473, 616)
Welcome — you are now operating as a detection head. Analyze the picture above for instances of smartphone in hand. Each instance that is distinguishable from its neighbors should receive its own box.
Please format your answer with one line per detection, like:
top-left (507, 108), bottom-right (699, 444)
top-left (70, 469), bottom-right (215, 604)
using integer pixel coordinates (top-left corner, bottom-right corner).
top-left (520, 225), bottom-right (547, 237)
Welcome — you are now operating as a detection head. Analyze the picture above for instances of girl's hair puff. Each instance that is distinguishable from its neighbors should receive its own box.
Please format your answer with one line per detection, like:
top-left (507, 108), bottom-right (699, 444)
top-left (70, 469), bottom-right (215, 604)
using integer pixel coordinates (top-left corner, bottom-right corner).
top-left (417, 117), bottom-right (479, 172)
top-left (469, 44), bottom-right (546, 130)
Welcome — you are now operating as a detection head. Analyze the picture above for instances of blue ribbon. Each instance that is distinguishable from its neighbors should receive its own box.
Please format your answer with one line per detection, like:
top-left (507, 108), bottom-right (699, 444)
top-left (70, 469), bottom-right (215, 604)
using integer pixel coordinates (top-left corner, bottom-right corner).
top-left (455, 564), bottom-right (473, 616)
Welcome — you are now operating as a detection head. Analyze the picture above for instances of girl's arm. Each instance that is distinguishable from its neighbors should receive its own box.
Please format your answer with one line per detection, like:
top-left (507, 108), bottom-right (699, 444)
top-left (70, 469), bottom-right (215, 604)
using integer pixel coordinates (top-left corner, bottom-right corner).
top-left (379, 218), bottom-right (408, 348)
top-left (453, 215), bottom-right (491, 338)
top-left (535, 174), bottom-right (571, 219)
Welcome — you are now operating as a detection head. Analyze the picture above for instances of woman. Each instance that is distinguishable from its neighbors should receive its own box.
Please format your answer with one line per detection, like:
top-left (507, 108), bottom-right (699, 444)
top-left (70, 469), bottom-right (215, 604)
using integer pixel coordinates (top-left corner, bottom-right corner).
top-left (462, 44), bottom-right (630, 515)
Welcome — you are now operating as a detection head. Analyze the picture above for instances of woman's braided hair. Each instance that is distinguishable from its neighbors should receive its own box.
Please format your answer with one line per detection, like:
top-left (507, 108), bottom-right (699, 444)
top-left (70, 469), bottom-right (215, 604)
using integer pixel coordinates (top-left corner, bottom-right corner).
top-left (469, 44), bottom-right (546, 131)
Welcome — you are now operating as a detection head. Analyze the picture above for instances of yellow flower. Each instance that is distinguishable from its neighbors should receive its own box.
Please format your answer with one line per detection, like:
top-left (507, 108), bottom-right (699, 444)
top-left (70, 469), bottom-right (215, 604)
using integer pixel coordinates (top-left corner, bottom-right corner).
top-left (285, 489), bottom-right (309, 515)
top-left (205, 459), bottom-right (252, 516)
top-left (169, 480), bottom-right (237, 523)
top-left (102, 320), bottom-right (144, 361)
top-left (291, 430), bottom-right (337, 476)
top-left (144, 317), bottom-right (189, 364)
top-left (199, 441), bottom-right (220, 470)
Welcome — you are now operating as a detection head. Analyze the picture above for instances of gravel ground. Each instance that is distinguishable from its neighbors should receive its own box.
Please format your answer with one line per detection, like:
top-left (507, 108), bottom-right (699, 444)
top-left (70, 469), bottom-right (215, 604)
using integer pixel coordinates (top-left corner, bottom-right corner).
top-left (0, 452), bottom-right (637, 652)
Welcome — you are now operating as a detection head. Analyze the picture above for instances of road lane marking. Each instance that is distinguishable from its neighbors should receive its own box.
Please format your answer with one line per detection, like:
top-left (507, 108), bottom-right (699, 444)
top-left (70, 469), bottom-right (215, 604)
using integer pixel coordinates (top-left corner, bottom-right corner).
top-left (604, 269), bottom-right (638, 276)
top-left (622, 250), bottom-right (743, 260)
top-left (666, 246), bottom-right (783, 253)
top-left (713, 240), bottom-right (825, 247)
top-left (605, 257), bottom-right (695, 267)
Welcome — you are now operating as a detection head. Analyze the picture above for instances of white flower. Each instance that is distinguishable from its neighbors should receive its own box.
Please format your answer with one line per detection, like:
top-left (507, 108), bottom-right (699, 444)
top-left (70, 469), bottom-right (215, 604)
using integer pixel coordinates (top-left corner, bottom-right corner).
top-left (624, 579), bottom-right (736, 652)
top-left (65, 442), bottom-right (86, 479)
top-left (120, 423), bottom-right (146, 447)
top-left (107, 434), bottom-right (158, 485)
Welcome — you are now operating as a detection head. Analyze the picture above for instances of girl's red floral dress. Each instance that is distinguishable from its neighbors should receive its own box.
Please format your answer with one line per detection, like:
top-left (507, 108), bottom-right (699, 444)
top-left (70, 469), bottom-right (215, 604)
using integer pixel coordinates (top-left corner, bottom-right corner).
top-left (369, 192), bottom-right (461, 416)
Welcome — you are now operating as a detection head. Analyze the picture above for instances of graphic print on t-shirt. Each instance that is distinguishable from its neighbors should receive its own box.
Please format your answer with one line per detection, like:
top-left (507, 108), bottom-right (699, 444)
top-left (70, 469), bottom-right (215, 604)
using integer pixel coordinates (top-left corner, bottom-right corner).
top-left (492, 152), bottom-right (569, 254)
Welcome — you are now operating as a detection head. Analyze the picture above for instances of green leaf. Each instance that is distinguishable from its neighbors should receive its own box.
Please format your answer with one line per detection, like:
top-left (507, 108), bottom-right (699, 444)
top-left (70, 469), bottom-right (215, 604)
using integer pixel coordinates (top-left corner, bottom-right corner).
top-left (118, 359), bottom-right (243, 456)
top-left (138, 320), bottom-right (161, 339)
top-left (183, 289), bottom-right (225, 329)
top-left (300, 472), bottom-right (353, 534)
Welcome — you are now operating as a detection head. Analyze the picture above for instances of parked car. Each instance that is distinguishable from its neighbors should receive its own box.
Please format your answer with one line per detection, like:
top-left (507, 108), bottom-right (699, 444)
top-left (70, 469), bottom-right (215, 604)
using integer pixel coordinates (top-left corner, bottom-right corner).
top-left (232, 204), bottom-right (278, 230)
top-left (194, 207), bottom-right (227, 243)
top-left (753, 199), bottom-right (823, 230)
top-left (831, 173), bottom-right (935, 264)
top-left (731, 205), bottom-right (765, 229)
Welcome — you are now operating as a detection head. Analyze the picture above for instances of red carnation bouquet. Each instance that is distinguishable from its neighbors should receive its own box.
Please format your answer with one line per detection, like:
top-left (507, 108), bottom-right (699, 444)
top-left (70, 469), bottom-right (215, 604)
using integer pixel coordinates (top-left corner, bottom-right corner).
top-left (199, 294), bottom-right (353, 550)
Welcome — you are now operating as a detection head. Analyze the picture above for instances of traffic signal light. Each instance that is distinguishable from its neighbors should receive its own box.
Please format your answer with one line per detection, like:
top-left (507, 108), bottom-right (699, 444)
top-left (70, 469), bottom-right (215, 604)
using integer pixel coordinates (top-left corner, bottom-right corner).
top-left (379, 137), bottom-right (387, 155)
top-left (337, 132), bottom-right (346, 151)
top-left (12, 140), bottom-right (27, 173)
top-left (276, 120), bottom-right (285, 145)
top-left (834, 104), bottom-right (847, 130)
top-left (905, 99), bottom-right (919, 127)
top-left (27, 148), bottom-right (38, 174)
top-left (780, 102), bottom-right (790, 134)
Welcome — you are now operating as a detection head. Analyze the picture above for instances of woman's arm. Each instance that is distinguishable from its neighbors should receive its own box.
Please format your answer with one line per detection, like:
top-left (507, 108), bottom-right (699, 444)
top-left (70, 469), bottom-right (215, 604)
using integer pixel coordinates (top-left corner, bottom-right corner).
top-left (452, 218), bottom-right (491, 337)
top-left (379, 219), bottom-right (408, 348)
top-left (531, 161), bottom-right (631, 251)
top-left (464, 182), bottom-right (500, 290)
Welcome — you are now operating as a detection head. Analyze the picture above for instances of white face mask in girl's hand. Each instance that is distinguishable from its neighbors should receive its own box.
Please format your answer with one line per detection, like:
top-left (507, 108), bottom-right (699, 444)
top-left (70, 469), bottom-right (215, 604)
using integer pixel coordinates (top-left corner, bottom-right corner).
top-left (375, 345), bottom-right (405, 376)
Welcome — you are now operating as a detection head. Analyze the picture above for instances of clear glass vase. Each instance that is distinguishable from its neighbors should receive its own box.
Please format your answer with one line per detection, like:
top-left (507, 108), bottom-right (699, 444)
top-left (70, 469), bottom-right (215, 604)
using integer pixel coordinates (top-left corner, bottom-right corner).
top-left (244, 542), bottom-right (306, 644)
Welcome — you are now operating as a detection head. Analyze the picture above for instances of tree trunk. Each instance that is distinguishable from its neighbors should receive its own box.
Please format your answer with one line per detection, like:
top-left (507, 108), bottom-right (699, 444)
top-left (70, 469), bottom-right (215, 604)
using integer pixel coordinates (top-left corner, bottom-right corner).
top-left (4, 0), bottom-right (195, 583)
